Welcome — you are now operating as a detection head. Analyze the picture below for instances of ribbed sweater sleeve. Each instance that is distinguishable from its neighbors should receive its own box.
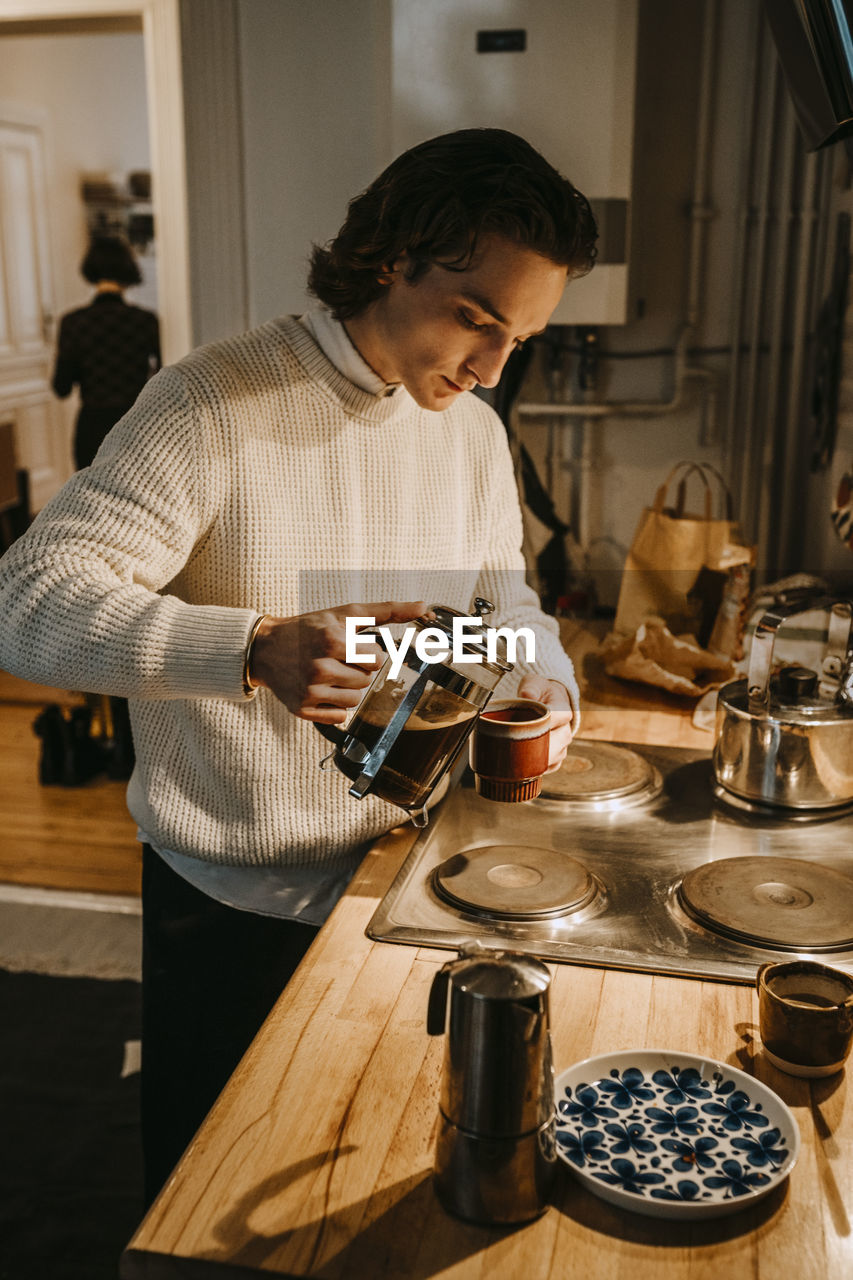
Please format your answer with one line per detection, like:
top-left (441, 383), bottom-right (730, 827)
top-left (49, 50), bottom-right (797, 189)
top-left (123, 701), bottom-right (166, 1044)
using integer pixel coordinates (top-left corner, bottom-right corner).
top-left (0, 365), bottom-right (257, 700)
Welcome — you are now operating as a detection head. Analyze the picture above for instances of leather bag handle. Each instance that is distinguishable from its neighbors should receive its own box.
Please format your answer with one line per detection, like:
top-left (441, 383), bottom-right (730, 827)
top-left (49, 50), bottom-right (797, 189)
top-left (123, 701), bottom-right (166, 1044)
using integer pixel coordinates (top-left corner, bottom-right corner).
top-left (652, 460), bottom-right (733, 521)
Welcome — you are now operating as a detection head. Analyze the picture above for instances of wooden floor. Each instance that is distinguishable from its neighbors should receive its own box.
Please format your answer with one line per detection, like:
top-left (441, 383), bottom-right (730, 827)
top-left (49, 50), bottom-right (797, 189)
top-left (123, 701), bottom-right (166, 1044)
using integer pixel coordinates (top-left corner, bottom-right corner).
top-left (0, 670), bottom-right (141, 896)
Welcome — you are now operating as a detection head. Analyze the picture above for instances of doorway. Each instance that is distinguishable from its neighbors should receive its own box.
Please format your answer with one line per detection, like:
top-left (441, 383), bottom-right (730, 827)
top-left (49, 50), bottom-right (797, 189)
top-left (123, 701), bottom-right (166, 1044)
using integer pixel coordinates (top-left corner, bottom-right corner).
top-left (0, 1), bottom-right (190, 510)
top-left (0, 2), bottom-right (187, 898)
top-left (0, 16), bottom-right (162, 507)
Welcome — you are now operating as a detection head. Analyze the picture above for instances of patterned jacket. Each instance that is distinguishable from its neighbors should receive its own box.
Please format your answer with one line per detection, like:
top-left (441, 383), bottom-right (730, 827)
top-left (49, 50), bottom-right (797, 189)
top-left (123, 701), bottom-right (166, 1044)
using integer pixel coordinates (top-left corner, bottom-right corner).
top-left (52, 292), bottom-right (160, 408)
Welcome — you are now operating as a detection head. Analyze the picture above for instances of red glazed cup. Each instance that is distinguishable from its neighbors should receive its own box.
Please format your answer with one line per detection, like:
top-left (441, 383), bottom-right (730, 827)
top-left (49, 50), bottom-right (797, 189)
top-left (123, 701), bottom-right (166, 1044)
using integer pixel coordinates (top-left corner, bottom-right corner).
top-left (469, 699), bottom-right (551, 802)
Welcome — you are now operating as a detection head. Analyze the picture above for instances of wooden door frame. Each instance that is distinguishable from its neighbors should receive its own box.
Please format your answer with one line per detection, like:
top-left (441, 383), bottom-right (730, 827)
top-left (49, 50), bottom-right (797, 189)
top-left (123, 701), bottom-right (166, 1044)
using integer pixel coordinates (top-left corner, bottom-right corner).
top-left (0, 0), bottom-right (191, 363)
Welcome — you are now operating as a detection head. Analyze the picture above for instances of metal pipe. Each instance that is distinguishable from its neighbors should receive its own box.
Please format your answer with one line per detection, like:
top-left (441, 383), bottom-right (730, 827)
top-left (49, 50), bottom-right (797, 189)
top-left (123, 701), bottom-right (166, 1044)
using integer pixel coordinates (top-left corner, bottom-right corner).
top-left (722, 1), bottom-right (764, 485)
top-left (755, 87), bottom-right (798, 565)
top-left (686, 0), bottom-right (720, 329)
top-left (517, 324), bottom-right (695, 419)
top-left (812, 146), bottom-right (835, 320)
top-left (739, 26), bottom-right (779, 538)
top-left (506, 401), bottom-right (544, 596)
top-left (774, 149), bottom-right (821, 570)
top-left (544, 418), bottom-right (553, 495)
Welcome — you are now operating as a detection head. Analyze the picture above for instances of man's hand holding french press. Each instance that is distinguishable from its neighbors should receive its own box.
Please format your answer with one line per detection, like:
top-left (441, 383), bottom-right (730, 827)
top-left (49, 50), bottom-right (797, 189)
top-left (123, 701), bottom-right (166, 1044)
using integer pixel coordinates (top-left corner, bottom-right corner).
top-left (249, 601), bottom-right (426, 723)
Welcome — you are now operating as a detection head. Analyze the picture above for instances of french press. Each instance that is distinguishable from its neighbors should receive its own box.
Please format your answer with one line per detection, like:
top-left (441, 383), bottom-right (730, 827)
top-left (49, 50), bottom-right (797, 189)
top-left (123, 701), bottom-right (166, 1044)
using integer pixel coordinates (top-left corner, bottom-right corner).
top-left (319, 599), bottom-right (512, 823)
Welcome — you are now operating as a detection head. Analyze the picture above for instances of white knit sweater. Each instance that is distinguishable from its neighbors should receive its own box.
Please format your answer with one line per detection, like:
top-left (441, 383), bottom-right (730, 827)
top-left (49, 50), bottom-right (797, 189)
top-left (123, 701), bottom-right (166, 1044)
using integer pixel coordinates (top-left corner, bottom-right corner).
top-left (0, 316), bottom-right (578, 865)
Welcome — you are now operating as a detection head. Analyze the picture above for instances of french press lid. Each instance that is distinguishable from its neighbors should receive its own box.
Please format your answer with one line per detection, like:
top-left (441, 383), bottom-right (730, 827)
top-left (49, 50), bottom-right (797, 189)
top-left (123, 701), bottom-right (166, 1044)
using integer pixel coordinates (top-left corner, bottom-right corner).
top-left (415, 597), bottom-right (513, 685)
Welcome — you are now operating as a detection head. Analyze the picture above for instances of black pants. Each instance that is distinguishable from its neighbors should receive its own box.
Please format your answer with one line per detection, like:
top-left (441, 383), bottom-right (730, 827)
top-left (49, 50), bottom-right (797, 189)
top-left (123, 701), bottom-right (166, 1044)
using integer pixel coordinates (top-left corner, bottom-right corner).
top-left (140, 847), bottom-right (319, 1207)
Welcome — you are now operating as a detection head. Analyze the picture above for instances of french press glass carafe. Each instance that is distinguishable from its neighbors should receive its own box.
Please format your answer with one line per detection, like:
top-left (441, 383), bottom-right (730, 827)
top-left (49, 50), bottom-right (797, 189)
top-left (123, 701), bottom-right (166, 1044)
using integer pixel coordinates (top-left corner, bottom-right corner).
top-left (319, 599), bottom-right (512, 821)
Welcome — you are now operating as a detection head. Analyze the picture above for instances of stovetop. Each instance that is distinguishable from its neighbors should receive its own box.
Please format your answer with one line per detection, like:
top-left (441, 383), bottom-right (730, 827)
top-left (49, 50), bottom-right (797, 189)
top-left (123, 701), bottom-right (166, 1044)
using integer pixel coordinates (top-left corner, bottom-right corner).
top-left (366, 742), bottom-right (853, 984)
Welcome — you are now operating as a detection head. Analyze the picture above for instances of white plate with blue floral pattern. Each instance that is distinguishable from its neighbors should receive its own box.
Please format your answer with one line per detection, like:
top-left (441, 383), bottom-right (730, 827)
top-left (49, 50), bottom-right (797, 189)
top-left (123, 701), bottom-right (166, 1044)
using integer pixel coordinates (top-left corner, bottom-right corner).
top-left (554, 1050), bottom-right (800, 1220)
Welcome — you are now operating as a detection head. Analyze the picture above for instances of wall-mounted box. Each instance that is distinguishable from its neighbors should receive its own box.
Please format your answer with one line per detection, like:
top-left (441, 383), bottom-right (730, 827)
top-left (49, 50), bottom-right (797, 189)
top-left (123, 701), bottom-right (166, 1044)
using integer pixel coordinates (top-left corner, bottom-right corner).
top-left (390, 0), bottom-right (638, 325)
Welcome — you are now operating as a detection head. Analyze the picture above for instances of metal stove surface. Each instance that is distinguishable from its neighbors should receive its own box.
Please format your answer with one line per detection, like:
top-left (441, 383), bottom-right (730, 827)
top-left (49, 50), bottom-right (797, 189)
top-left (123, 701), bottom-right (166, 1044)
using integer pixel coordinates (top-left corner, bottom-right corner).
top-left (366, 742), bottom-right (853, 984)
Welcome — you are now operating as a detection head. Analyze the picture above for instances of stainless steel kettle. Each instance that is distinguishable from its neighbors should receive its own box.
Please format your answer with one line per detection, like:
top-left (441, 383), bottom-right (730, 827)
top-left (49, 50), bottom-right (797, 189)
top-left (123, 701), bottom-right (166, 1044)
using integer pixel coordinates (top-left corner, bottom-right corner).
top-left (426, 946), bottom-right (557, 1224)
top-left (319, 599), bottom-right (512, 823)
top-left (714, 597), bottom-right (853, 811)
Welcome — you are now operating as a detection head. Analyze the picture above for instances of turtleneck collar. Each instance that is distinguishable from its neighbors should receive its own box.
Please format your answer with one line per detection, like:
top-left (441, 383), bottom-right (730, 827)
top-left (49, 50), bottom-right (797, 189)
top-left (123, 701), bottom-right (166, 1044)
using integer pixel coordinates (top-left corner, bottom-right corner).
top-left (298, 305), bottom-right (400, 399)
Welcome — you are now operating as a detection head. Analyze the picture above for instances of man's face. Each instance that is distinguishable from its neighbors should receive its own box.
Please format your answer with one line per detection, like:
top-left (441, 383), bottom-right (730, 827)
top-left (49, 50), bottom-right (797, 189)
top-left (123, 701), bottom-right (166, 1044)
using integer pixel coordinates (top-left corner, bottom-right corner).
top-left (347, 234), bottom-right (568, 411)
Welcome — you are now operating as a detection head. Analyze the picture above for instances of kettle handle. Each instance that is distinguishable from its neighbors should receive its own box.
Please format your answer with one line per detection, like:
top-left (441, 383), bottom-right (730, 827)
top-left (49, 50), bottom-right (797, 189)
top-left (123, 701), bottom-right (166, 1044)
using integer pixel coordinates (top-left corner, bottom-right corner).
top-left (427, 962), bottom-right (455, 1035)
top-left (748, 597), bottom-right (852, 711)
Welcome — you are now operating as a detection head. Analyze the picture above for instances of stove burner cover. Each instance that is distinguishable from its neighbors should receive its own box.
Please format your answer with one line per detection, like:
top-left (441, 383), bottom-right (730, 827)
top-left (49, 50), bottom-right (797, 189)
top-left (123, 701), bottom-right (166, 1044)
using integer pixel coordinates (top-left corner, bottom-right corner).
top-left (539, 740), bottom-right (661, 808)
top-left (678, 856), bottom-right (853, 951)
top-left (433, 844), bottom-right (597, 920)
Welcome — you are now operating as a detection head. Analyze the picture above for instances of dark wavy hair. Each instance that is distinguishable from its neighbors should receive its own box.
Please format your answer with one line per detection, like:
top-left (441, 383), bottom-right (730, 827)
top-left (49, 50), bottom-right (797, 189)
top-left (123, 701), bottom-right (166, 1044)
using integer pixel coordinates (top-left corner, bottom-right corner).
top-left (308, 128), bottom-right (598, 319)
top-left (81, 236), bottom-right (142, 287)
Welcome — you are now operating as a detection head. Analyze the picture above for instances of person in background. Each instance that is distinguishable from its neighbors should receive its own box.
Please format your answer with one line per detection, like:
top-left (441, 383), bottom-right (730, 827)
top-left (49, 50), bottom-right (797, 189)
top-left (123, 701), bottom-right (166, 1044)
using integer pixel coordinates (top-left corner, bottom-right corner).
top-left (52, 234), bottom-right (160, 470)
top-left (0, 129), bottom-right (597, 1205)
top-left (46, 235), bottom-right (160, 781)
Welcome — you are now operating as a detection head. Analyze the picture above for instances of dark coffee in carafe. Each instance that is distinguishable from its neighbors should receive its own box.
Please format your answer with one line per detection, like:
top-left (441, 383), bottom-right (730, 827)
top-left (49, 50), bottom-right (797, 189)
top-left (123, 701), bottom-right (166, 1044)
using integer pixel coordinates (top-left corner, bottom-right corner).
top-left (346, 688), bottom-right (478, 809)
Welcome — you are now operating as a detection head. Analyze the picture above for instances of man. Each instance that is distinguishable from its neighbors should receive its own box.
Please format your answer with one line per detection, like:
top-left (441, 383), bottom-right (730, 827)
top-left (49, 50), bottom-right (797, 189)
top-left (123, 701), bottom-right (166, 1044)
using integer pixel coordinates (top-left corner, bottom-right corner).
top-left (0, 128), bottom-right (597, 1202)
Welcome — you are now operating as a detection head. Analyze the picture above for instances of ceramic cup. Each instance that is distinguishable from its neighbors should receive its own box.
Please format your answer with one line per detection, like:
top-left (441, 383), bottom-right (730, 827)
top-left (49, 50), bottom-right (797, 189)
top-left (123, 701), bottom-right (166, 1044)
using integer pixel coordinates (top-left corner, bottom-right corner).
top-left (756, 960), bottom-right (853, 1077)
top-left (468, 699), bottom-right (551, 802)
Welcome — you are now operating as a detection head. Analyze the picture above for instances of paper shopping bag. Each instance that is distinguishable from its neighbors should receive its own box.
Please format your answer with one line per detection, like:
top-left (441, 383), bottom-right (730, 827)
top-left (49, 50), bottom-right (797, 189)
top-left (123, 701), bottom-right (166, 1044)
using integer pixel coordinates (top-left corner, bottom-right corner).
top-left (613, 461), bottom-right (755, 654)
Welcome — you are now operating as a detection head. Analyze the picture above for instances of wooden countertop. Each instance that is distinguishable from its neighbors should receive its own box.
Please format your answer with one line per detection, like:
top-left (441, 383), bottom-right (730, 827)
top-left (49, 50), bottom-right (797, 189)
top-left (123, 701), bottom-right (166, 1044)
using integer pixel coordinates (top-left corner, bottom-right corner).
top-left (122, 637), bottom-right (853, 1279)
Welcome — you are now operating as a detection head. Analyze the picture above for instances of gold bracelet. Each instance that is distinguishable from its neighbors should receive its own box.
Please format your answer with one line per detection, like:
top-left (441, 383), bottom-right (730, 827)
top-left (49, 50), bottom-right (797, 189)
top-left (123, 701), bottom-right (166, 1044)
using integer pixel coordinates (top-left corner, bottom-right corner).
top-left (242, 614), bottom-right (268, 697)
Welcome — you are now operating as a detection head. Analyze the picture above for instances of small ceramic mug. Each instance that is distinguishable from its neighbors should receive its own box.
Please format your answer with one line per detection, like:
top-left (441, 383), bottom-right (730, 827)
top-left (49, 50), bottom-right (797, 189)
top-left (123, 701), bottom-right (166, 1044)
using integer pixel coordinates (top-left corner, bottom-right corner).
top-left (468, 698), bottom-right (551, 802)
top-left (756, 960), bottom-right (853, 1077)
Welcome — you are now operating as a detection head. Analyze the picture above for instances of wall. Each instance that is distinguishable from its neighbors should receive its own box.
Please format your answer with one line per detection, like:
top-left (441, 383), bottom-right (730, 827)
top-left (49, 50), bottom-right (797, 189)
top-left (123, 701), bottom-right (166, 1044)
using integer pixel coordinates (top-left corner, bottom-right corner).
top-left (0, 25), bottom-right (153, 319)
top-left (48, 0), bottom-right (843, 609)
top-left (390, 0), bottom-right (636, 327)
top-left (503, 0), bottom-right (756, 607)
top-left (237, 0), bottom-right (392, 328)
top-left (5, 5), bottom-right (849, 600)
top-left (228, 0), bottom-right (853, 606)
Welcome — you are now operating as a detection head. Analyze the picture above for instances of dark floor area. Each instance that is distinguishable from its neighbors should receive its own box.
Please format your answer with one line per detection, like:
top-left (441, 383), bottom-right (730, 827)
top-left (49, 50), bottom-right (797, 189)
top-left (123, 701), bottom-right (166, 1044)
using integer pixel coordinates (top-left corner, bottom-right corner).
top-left (0, 968), bottom-right (143, 1280)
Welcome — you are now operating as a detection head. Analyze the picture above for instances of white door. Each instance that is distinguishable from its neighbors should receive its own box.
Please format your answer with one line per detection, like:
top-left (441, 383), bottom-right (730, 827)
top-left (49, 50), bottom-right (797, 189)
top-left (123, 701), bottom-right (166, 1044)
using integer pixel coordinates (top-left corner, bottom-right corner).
top-left (0, 112), bottom-right (69, 513)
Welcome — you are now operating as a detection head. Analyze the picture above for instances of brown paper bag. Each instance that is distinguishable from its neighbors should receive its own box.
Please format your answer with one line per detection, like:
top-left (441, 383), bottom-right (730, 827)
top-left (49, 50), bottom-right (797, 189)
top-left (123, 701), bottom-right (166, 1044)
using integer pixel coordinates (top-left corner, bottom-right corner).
top-left (613, 462), bottom-right (755, 651)
top-left (602, 621), bottom-right (735, 697)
